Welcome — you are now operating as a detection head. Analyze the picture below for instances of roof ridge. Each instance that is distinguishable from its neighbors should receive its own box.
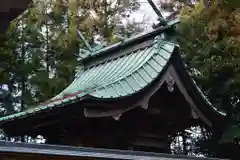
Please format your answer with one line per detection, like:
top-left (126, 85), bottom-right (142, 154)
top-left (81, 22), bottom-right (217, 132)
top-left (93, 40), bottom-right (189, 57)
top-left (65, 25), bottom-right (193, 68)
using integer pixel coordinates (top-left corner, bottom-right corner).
top-left (80, 18), bottom-right (180, 63)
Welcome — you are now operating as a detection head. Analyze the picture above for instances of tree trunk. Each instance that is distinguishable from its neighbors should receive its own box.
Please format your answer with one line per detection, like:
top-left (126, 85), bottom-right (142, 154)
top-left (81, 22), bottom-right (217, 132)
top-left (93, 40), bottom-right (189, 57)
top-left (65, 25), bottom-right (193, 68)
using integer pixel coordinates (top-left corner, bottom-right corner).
top-left (46, 23), bottom-right (50, 75)
top-left (20, 20), bottom-right (26, 110)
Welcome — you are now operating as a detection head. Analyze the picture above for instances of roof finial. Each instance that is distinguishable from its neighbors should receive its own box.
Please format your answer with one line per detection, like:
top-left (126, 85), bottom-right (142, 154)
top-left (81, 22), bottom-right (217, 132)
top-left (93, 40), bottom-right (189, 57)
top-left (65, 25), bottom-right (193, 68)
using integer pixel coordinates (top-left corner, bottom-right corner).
top-left (77, 29), bottom-right (93, 52)
top-left (147, 0), bottom-right (167, 25)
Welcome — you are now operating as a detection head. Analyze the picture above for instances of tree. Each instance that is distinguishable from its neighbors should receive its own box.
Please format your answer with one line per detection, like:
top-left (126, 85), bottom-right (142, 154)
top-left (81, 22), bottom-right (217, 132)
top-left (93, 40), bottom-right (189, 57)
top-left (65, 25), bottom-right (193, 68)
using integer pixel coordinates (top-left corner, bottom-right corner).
top-left (178, 0), bottom-right (240, 158)
top-left (179, 0), bottom-right (240, 118)
top-left (74, 0), bottom-right (141, 45)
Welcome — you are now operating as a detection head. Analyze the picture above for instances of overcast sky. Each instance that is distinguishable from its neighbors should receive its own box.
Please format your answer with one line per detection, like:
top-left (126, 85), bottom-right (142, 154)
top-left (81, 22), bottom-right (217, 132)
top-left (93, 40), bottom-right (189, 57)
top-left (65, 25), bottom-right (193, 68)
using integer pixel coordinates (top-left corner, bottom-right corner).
top-left (127, 0), bottom-right (169, 31)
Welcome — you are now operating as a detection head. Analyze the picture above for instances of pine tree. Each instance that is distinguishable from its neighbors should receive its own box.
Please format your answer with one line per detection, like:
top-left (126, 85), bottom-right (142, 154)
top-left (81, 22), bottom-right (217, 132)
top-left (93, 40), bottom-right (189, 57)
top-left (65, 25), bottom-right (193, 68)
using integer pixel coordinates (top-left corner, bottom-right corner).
top-left (178, 0), bottom-right (240, 157)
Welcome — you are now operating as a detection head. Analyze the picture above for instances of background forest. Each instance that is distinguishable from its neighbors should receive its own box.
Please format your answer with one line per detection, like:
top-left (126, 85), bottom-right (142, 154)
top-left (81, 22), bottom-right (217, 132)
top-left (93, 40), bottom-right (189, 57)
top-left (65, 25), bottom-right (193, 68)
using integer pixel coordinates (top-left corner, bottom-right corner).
top-left (0, 0), bottom-right (239, 158)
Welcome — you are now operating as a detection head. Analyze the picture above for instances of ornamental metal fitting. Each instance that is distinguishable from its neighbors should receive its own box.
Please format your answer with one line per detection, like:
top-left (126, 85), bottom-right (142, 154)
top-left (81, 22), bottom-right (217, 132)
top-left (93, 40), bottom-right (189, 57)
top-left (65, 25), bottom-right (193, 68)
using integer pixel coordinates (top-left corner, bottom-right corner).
top-left (112, 114), bottom-right (122, 121)
top-left (166, 73), bottom-right (175, 92)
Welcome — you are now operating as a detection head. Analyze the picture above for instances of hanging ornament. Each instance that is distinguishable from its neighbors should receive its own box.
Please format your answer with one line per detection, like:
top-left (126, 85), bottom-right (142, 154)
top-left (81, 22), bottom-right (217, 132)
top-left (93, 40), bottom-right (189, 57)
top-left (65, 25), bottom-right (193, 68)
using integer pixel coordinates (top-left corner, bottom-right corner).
top-left (191, 109), bottom-right (199, 119)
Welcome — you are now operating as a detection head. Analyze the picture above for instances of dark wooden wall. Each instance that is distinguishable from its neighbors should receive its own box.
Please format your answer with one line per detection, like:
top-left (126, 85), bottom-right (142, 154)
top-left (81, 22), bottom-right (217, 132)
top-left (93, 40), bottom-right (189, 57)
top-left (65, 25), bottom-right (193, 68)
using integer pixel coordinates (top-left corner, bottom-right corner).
top-left (42, 83), bottom-right (197, 153)
top-left (2, 83), bottom-right (204, 154)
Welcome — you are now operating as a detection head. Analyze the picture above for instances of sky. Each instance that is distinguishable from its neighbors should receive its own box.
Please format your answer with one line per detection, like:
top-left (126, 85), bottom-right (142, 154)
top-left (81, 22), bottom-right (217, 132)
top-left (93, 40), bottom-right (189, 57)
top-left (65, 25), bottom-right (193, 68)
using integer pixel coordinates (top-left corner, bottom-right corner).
top-left (126, 0), bottom-right (170, 31)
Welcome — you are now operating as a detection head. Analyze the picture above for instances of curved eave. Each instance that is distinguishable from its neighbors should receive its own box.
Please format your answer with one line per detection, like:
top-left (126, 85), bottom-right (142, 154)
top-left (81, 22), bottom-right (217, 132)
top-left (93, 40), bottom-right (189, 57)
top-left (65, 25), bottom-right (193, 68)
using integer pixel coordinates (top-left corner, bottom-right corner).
top-left (171, 48), bottom-right (226, 122)
top-left (0, 95), bottom-right (85, 123)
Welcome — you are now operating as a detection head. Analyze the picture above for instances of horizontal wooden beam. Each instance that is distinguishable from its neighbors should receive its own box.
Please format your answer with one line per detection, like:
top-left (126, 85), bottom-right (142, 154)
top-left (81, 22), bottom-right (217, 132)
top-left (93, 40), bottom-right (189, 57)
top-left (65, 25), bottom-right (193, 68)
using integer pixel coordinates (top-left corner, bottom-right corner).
top-left (130, 139), bottom-right (168, 149)
top-left (0, 141), bottom-right (223, 160)
top-left (135, 132), bottom-right (167, 140)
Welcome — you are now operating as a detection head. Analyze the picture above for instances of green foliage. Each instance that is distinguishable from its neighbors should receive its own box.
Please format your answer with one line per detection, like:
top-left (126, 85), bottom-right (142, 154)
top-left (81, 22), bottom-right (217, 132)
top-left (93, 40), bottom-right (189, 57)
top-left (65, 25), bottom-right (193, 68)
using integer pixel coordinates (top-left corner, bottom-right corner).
top-left (221, 124), bottom-right (240, 143)
top-left (179, 0), bottom-right (240, 113)
top-left (78, 0), bottom-right (141, 44)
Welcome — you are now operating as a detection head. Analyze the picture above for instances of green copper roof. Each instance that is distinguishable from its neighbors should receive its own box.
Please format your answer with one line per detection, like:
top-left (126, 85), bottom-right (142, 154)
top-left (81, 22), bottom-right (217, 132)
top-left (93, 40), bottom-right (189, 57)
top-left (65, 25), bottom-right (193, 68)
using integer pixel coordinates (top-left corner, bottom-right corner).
top-left (0, 38), bottom-right (175, 122)
top-left (54, 39), bottom-right (173, 99)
